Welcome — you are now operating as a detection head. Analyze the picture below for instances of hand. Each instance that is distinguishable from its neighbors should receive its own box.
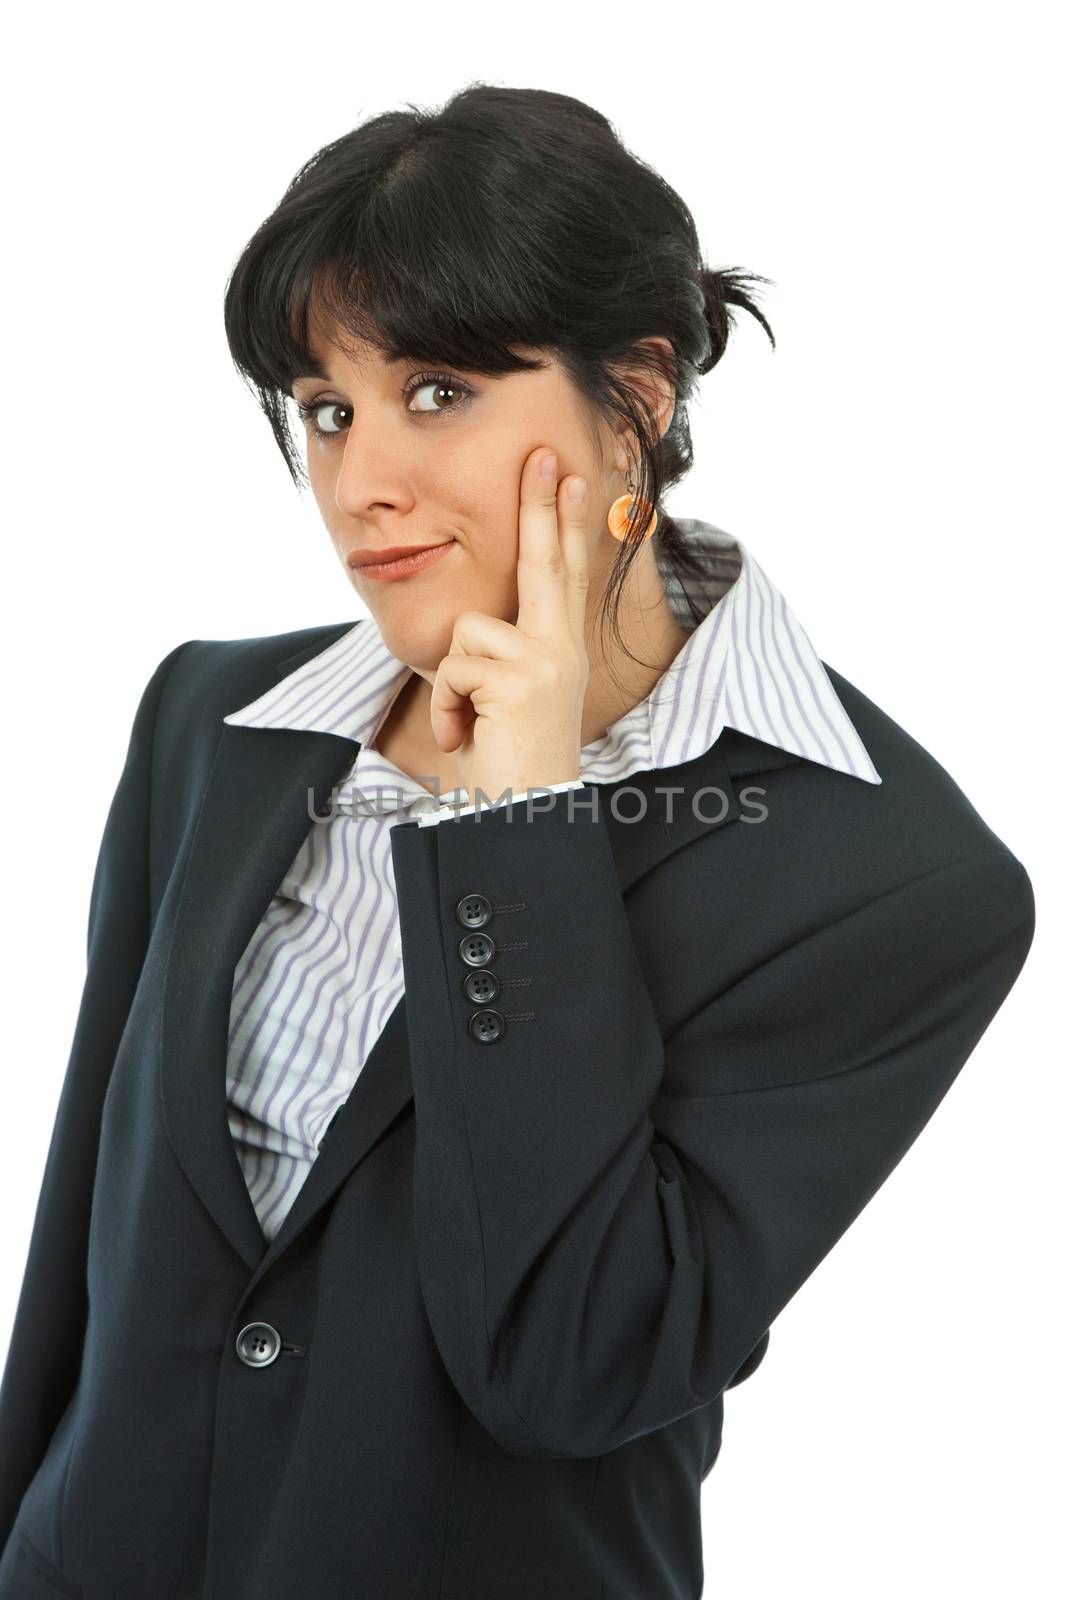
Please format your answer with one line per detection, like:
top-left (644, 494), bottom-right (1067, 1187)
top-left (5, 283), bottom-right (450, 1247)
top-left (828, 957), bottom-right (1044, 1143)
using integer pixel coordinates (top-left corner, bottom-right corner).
top-left (429, 446), bottom-right (591, 808)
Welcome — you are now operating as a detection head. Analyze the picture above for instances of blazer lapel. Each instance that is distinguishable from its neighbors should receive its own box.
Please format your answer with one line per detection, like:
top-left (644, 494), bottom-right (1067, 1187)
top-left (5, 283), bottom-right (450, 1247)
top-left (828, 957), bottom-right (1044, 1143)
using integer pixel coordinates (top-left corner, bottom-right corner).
top-left (159, 628), bottom-right (802, 1278)
top-left (594, 724), bottom-right (803, 889)
top-left (158, 719), bottom-right (361, 1271)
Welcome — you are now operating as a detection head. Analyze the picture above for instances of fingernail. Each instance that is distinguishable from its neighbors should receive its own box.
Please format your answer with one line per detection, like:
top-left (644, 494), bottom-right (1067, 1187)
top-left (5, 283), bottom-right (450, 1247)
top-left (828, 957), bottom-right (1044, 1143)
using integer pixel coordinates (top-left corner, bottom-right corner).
top-left (567, 477), bottom-right (587, 502)
top-left (540, 452), bottom-right (557, 480)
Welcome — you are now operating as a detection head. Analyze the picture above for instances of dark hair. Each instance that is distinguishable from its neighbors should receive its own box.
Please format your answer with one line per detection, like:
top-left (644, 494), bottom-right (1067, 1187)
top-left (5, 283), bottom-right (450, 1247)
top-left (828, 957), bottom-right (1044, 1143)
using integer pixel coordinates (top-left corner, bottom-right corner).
top-left (223, 82), bottom-right (775, 680)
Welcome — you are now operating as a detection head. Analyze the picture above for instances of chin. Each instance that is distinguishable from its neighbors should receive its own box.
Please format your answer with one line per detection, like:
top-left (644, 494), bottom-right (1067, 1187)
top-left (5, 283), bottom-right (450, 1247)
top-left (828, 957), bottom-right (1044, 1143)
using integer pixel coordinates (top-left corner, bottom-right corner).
top-left (367, 575), bottom-right (513, 664)
top-left (371, 611), bottom-right (454, 675)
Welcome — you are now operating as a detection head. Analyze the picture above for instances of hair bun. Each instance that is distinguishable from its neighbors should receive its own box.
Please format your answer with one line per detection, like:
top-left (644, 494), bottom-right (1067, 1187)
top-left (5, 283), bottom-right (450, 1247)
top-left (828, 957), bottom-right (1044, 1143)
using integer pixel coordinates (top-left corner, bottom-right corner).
top-left (697, 266), bottom-right (776, 374)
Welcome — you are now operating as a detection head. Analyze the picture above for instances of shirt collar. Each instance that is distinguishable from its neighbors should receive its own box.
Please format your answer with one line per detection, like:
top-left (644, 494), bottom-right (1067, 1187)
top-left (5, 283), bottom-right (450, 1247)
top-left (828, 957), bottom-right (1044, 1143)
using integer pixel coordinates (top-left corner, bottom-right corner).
top-left (223, 519), bottom-right (881, 798)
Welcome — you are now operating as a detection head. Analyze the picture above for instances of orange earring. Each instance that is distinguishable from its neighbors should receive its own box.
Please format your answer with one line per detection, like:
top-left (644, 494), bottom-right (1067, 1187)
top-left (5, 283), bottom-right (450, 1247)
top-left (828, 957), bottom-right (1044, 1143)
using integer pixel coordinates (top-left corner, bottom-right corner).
top-left (607, 477), bottom-right (658, 542)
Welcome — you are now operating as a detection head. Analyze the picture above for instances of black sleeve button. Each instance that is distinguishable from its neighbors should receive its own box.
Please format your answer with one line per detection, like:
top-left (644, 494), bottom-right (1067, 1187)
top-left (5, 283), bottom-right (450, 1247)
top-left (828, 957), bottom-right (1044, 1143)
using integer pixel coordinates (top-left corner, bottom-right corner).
top-left (459, 932), bottom-right (495, 968)
top-left (468, 1009), bottom-right (507, 1044)
top-left (463, 969), bottom-right (500, 1005)
top-left (456, 893), bottom-right (492, 929)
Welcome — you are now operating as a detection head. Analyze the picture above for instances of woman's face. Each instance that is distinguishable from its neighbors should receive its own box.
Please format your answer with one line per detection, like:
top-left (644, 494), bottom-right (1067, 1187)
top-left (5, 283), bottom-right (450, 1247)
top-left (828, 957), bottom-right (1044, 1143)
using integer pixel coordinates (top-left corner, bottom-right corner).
top-left (290, 334), bottom-right (642, 679)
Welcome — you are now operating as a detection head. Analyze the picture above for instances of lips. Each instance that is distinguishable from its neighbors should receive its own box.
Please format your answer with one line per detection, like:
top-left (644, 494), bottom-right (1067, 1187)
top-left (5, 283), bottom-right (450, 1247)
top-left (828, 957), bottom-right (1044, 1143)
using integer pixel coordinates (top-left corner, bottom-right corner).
top-left (348, 541), bottom-right (457, 581)
top-left (347, 543), bottom-right (449, 568)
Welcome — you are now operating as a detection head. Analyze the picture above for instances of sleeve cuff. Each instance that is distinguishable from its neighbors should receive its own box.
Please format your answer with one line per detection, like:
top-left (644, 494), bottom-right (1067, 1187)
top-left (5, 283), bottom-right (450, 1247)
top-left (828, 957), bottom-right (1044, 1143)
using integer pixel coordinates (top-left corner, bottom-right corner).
top-left (415, 779), bottom-right (585, 827)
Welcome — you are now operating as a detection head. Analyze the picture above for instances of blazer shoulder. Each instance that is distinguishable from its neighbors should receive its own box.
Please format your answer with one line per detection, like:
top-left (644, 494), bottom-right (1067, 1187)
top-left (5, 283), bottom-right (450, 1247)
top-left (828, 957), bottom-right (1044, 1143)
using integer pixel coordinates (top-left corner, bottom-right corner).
top-left (708, 663), bottom-right (1034, 959)
top-left (817, 660), bottom-right (1027, 874)
top-left (153, 618), bottom-right (359, 735)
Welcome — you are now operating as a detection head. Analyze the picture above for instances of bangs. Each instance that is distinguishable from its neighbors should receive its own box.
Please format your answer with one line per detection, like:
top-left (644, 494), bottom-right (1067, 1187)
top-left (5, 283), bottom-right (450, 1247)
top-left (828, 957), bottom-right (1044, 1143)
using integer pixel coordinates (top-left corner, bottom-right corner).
top-left (224, 139), bottom-right (558, 485)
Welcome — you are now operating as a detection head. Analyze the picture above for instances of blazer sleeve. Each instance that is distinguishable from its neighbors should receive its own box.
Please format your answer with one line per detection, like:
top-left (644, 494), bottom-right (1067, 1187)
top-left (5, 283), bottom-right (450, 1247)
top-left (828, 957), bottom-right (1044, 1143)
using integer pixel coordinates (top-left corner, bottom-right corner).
top-left (0, 641), bottom-right (189, 1550)
top-left (389, 800), bottom-right (1036, 1460)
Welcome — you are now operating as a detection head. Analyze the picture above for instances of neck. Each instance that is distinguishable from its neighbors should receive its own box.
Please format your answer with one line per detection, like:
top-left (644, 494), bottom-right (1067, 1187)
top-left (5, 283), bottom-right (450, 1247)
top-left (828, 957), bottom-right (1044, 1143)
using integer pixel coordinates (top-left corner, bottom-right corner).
top-left (578, 535), bottom-right (691, 748)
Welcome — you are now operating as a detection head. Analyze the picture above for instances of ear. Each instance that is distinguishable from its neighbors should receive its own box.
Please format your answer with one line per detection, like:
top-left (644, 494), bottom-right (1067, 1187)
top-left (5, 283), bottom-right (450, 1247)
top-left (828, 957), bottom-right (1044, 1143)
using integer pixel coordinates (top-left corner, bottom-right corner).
top-left (605, 336), bottom-right (677, 478)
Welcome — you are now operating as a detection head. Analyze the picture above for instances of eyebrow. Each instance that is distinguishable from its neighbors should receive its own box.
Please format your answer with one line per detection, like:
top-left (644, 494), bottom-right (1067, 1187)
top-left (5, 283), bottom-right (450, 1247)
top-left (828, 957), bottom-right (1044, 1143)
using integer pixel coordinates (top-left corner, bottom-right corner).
top-left (290, 353), bottom-right (411, 385)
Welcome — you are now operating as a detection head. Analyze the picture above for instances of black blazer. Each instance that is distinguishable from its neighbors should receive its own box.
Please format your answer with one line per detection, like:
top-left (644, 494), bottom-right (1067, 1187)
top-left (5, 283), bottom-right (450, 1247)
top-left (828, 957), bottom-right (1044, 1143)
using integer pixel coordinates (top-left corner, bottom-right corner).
top-left (0, 623), bottom-right (1035, 1600)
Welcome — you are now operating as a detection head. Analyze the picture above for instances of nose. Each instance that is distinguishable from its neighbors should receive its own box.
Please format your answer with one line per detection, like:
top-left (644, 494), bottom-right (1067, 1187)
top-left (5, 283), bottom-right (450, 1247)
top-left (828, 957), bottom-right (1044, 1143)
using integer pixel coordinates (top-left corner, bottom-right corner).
top-left (332, 412), bottom-right (414, 522)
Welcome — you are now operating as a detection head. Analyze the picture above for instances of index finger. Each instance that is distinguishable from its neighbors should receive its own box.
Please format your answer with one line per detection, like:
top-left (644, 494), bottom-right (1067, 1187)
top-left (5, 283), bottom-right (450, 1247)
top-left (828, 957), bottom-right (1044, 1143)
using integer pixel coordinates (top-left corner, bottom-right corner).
top-left (516, 447), bottom-right (589, 645)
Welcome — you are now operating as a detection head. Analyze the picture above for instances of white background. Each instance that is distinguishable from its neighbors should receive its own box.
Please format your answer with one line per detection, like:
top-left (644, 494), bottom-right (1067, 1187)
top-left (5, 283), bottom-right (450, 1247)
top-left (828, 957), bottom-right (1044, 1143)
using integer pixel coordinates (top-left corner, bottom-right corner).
top-left (1, 3), bottom-right (1061, 1595)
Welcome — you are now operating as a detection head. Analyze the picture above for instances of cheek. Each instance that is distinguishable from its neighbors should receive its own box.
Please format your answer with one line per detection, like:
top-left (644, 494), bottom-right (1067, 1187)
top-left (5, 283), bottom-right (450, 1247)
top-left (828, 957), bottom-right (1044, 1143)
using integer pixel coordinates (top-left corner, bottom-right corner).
top-left (441, 417), bottom-right (531, 508)
top-left (308, 469), bottom-right (338, 528)
top-left (447, 531), bottom-right (520, 623)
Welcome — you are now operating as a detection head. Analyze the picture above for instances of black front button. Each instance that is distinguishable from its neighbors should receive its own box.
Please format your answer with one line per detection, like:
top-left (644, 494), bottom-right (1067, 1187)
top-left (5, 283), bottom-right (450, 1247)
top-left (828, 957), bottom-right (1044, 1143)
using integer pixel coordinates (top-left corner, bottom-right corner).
top-left (468, 1009), bottom-right (507, 1044)
top-left (459, 932), bottom-right (495, 968)
top-left (235, 1322), bottom-right (282, 1368)
top-left (464, 969), bottom-right (500, 1005)
top-left (456, 894), bottom-right (492, 929)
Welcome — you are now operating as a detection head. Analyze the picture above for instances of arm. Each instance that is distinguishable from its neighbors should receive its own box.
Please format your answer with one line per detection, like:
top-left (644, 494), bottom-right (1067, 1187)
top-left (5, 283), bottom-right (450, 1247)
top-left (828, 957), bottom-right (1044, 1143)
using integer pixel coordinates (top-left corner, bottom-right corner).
top-left (0, 641), bottom-right (189, 1549)
top-left (390, 799), bottom-right (1035, 1459)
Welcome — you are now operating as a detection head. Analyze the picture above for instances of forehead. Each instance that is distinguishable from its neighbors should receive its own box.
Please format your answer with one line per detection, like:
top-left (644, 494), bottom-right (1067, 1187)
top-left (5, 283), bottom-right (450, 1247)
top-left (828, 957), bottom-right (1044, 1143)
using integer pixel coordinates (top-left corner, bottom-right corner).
top-left (290, 286), bottom-right (410, 381)
top-left (291, 334), bottom-right (406, 386)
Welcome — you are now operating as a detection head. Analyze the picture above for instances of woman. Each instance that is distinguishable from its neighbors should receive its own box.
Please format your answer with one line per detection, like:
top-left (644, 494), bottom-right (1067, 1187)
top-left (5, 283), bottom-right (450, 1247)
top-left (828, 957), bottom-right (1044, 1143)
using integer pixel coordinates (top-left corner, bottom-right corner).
top-left (0, 84), bottom-right (1035, 1600)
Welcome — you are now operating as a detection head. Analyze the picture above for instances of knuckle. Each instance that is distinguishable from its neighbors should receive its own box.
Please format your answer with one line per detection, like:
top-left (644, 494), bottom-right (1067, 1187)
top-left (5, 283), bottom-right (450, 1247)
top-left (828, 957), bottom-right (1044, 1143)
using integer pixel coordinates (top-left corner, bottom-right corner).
top-left (452, 609), bottom-right (478, 634)
top-left (530, 654), bottom-right (559, 688)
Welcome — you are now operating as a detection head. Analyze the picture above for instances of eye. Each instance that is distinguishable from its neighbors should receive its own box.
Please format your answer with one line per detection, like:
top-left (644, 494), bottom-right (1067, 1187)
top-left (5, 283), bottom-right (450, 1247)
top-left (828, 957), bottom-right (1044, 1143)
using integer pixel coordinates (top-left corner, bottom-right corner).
top-left (404, 371), bottom-right (474, 415)
top-left (294, 399), bottom-right (351, 441)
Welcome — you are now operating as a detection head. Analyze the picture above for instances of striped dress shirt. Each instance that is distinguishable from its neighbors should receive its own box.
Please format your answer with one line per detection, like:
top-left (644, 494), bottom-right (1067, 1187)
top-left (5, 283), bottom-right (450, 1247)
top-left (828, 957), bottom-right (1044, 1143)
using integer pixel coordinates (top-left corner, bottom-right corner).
top-left (221, 519), bottom-right (882, 1240)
